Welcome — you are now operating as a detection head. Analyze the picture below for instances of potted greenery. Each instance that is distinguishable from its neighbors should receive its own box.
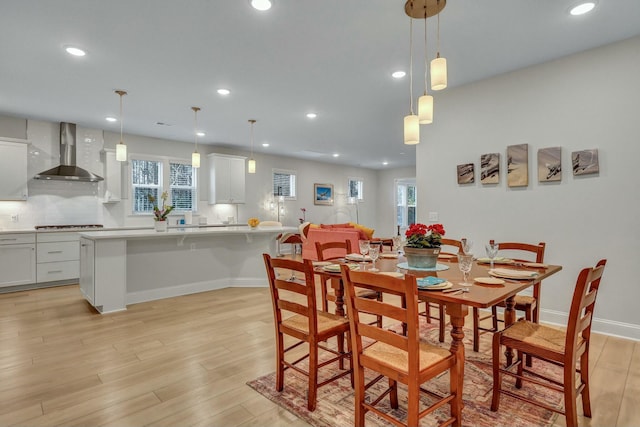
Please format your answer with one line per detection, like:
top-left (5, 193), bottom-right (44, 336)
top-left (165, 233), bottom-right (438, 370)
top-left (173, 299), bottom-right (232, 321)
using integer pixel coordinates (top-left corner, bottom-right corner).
top-left (148, 191), bottom-right (174, 231)
top-left (403, 223), bottom-right (445, 268)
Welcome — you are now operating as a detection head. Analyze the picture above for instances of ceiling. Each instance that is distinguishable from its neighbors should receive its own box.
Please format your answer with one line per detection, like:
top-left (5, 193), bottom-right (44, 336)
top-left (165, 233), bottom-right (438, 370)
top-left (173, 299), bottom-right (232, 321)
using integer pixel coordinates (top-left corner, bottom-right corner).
top-left (1, 1), bottom-right (639, 169)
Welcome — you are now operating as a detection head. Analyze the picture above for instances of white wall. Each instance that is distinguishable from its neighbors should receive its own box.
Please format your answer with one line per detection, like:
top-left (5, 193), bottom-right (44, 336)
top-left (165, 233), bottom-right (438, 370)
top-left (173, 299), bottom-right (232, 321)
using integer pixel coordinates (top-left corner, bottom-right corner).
top-left (376, 166), bottom-right (415, 237)
top-left (417, 36), bottom-right (640, 339)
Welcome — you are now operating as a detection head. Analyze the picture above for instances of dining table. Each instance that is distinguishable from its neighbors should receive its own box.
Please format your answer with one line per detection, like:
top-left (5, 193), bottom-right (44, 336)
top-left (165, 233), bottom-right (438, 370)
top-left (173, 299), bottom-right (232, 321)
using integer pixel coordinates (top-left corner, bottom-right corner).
top-left (313, 252), bottom-right (562, 399)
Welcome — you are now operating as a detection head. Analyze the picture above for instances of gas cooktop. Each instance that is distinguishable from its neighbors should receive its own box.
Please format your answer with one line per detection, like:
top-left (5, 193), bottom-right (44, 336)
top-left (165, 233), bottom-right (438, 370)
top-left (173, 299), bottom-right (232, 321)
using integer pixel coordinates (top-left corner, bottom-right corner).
top-left (34, 224), bottom-right (104, 230)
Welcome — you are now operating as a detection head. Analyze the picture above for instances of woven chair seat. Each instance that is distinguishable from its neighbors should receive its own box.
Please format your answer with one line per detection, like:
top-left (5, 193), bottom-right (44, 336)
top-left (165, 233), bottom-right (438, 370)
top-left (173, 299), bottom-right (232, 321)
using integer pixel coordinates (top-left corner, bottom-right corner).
top-left (501, 320), bottom-right (578, 354)
top-left (364, 340), bottom-right (451, 372)
top-left (282, 311), bottom-right (349, 334)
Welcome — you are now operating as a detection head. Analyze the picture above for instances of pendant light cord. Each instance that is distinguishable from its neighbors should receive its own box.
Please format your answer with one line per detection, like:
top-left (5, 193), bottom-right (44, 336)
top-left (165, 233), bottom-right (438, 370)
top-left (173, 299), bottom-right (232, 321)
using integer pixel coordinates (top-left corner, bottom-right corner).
top-left (424, 12), bottom-right (428, 95)
top-left (409, 17), bottom-right (414, 114)
top-left (436, 0), bottom-right (441, 58)
top-left (194, 109), bottom-right (198, 153)
top-left (119, 93), bottom-right (124, 143)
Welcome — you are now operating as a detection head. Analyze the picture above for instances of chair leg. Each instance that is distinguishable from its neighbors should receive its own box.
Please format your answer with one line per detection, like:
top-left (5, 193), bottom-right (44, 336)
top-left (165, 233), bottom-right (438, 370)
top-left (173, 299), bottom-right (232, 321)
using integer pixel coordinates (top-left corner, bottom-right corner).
top-left (473, 307), bottom-right (480, 352)
top-left (580, 350), bottom-right (592, 418)
top-left (491, 331), bottom-right (502, 411)
top-left (516, 351), bottom-right (524, 389)
top-left (376, 293), bottom-right (383, 328)
top-left (307, 343), bottom-right (319, 411)
top-left (524, 307), bottom-right (533, 367)
top-left (406, 382), bottom-right (420, 427)
top-left (564, 366), bottom-right (579, 427)
top-left (450, 358), bottom-right (462, 427)
top-left (425, 302), bottom-right (432, 323)
top-left (275, 332), bottom-right (285, 392)
top-left (354, 365), bottom-right (366, 427)
top-left (492, 306), bottom-right (499, 331)
top-left (320, 279), bottom-right (329, 312)
top-left (438, 303), bottom-right (445, 342)
top-left (389, 378), bottom-right (399, 409)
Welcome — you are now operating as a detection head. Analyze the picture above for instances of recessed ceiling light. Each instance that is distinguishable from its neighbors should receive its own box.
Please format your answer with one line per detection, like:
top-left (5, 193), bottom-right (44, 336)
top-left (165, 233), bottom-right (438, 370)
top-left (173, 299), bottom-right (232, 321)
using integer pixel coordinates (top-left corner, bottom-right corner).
top-left (105, 117), bottom-right (117, 122)
top-left (262, 143), bottom-right (270, 147)
top-left (217, 88), bottom-right (230, 95)
top-left (251, 0), bottom-right (272, 11)
top-left (196, 132), bottom-right (205, 137)
top-left (332, 153), bottom-right (339, 158)
top-left (306, 113), bottom-right (317, 119)
top-left (65, 46), bottom-right (86, 57)
top-left (570, 2), bottom-right (596, 15)
top-left (382, 161), bottom-right (389, 166)
top-left (392, 71), bottom-right (406, 79)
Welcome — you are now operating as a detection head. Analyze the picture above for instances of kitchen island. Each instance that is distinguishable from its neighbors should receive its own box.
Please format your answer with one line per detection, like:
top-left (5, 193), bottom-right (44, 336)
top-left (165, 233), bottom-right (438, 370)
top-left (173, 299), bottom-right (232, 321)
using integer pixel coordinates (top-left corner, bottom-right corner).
top-left (78, 225), bottom-right (296, 313)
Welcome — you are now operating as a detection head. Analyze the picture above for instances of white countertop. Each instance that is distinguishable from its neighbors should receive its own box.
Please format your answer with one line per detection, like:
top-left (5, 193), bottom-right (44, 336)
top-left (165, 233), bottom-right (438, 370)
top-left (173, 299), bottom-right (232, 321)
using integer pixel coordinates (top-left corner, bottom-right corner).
top-left (0, 224), bottom-right (294, 235)
top-left (78, 226), bottom-right (298, 240)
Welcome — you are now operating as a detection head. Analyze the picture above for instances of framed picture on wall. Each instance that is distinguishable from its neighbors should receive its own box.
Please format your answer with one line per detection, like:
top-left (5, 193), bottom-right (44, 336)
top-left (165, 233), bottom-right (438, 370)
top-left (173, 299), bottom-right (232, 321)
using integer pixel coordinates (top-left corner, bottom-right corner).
top-left (456, 163), bottom-right (474, 184)
top-left (572, 149), bottom-right (599, 176)
top-left (314, 183), bottom-right (334, 205)
top-left (507, 143), bottom-right (529, 187)
top-left (538, 147), bottom-right (562, 182)
top-left (480, 153), bottom-right (500, 184)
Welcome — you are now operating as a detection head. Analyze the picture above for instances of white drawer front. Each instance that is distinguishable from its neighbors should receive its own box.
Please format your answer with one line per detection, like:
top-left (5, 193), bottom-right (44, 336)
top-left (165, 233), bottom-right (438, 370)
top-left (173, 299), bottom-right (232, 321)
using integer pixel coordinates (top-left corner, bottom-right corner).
top-left (37, 241), bottom-right (79, 263)
top-left (37, 232), bottom-right (80, 243)
top-left (37, 260), bottom-right (79, 283)
top-left (0, 233), bottom-right (36, 245)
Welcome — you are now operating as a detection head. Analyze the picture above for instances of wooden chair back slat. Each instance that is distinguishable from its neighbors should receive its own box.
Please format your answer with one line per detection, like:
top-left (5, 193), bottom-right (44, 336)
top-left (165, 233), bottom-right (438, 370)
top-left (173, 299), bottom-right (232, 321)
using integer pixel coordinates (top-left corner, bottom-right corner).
top-left (440, 238), bottom-right (463, 254)
top-left (565, 260), bottom-right (606, 351)
top-left (494, 241), bottom-right (546, 263)
top-left (354, 298), bottom-right (406, 323)
top-left (316, 240), bottom-right (353, 261)
top-left (358, 322), bottom-right (409, 351)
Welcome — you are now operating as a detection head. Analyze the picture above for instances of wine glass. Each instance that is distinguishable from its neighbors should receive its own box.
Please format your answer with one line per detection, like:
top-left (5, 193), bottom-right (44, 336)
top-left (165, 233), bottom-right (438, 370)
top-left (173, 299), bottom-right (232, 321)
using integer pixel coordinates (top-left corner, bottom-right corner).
top-left (369, 245), bottom-right (380, 272)
top-left (485, 242), bottom-right (500, 269)
top-left (457, 253), bottom-right (474, 292)
top-left (461, 238), bottom-right (474, 255)
top-left (392, 236), bottom-right (404, 257)
top-left (358, 240), bottom-right (370, 270)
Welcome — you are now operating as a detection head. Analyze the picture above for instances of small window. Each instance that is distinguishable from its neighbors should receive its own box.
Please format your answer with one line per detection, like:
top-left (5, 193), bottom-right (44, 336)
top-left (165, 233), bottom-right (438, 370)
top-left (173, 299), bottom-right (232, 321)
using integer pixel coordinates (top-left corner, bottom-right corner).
top-left (169, 162), bottom-right (197, 212)
top-left (396, 180), bottom-right (416, 228)
top-left (132, 159), bottom-right (162, 214)
top-left (273, 169), bottom-right (297, 199)
top-left (348, 178), bottom-right (364, 201)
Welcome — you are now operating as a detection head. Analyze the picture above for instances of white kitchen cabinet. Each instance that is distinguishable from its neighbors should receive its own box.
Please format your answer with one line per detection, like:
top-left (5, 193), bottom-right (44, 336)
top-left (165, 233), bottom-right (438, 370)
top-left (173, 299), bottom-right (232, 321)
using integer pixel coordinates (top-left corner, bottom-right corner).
top-left (102, 149), bottom-right (122, 203)
top-left (79, 237), bottom-right (95, 305)
top-left (208, 153), bottom-right (246, 204)
top-left (36, 232), bottom-right (80, 283)
top-left (0, 139), bottom-right (28, 200)
top-left (0, 233), bottom-right (36, 287)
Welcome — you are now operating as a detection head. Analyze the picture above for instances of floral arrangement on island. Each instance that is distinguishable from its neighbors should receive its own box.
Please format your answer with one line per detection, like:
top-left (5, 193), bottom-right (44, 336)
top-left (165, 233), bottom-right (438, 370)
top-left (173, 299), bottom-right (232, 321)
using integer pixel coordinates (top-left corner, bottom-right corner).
top-left (248, 217), bottom-right (260, 228)
top-left (404, 223), bottom-right (445, 248)
top-left (148, 191), bottom-right (174, 221)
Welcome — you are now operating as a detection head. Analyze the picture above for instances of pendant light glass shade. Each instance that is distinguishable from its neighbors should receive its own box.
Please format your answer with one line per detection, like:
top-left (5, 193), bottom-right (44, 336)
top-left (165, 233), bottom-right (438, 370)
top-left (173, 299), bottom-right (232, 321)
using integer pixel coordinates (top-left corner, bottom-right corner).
top-left (191, 107), bottom-right (201, 168)
top-left (430, 55), bottom-right (448, 90)
top-left (247, 158), bottom-right (256, 174)
top-left (403, 114), bottom-right (419, 145)
top-left (248, 119), bottom-right (257, 174)
top-left (418, 93), bottom-right (433, 124)
top-left (115, 90), bottom-right (127, 162)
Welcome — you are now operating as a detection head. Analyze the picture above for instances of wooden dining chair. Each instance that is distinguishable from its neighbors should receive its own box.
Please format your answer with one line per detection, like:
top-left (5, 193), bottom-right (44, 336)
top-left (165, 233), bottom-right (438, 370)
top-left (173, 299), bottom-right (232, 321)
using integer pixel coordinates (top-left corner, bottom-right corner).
top-left (491, 259), bottom-right (606, 427)
top-left (473, 241), bottom-right (546, 355)
top-left (315, 240), bottom-right (382, 327)
top-left (421, 237), bottom-right (463, 342)
top-left (263, 254), bottom-right (352, 411)
top-left (341, 266), bottom-right (461, 427)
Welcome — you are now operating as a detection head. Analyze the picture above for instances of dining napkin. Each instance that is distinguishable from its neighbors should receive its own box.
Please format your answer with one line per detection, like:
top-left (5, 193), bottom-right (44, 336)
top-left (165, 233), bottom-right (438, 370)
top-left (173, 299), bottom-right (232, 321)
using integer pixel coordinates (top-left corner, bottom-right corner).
top-left (477, 257), bottom-right (513, 263)
top-left (346, 253), bottom-right (372, 261)
top-left (491, 268), bottom-right (539, 278)
top-left (416, 276), bottom-right (447, 287)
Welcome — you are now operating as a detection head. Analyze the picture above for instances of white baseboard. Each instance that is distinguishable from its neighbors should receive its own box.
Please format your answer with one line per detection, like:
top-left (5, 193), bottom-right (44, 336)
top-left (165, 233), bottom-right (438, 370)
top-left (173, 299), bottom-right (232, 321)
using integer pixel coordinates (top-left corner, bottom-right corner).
top-left (541, 308), bottom-right (640, 341)
top-left (127, 277), bottom-right (269, 305)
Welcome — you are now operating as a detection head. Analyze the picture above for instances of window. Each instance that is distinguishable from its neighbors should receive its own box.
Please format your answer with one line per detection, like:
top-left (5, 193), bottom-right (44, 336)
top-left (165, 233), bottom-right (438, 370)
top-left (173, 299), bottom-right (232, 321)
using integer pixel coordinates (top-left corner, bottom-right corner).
top-left (169, 162), bottom-right (197, 211)
top-left (131, 157), bottom-right (198, 215)
top-left (273, 169), bottom-right (297, 199)
top-left (396, 179), bottom-right (416, 228)
top-left (348, 177), bottom-right (364, 201)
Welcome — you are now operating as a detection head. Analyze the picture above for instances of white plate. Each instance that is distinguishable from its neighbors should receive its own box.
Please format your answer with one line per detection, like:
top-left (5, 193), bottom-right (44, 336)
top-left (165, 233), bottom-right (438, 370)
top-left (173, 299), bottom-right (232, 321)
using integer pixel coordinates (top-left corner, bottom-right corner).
top-left (345, 253), bottom-right (372, 261)
top-left (488, 268), bottom-right (539, 280)
top-left (322, 263), bottom-right (358, 272)
top-left (477, 257), bottom-right (514, 264)
top-left (418, 282), bottom-right (453, 291)
top-left (520, 262), bottom-right (548, 268)
top-left (312, 261), bottom-right (332, 266)
top-left (378, 271), bottom-right (404, 278)
top-left (379, 253), bottom-right (399, 259)
top-left (474, 277), bottom-right (506, 285)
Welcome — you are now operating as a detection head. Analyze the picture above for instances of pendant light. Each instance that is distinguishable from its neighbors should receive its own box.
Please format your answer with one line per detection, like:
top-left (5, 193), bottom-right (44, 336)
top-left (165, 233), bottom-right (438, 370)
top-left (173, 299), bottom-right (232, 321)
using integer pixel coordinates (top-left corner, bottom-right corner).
top-left (247, 119), bottom-right (256, 174)
top-left (115, 90), bottom-right (127, 161)
top-left (191, 107), bottom-right (201, 168)
top-left (418, 10), bottom-right (433, 125)
top-left (403, 17), bottom-right (419, 145)
top-left (430, 0), bottom-right (448, 91)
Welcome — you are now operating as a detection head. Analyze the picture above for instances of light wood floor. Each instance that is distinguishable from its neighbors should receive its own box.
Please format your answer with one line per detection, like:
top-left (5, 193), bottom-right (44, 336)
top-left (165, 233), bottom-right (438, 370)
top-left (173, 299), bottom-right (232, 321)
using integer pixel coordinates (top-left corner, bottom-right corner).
top-left (0, 277), bottom-right (638, 426)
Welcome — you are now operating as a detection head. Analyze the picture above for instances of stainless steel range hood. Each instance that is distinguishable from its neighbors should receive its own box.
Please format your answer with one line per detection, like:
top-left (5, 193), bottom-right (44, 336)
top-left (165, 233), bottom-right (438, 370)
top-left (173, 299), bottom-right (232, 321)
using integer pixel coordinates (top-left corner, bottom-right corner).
top-left (34, 122), bottom-right (104, 182)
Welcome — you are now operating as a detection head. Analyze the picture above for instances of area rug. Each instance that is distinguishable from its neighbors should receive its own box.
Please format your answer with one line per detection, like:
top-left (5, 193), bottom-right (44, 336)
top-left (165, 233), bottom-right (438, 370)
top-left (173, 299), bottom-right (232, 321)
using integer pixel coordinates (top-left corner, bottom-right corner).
top-left (247, 320), bottom-right (561, 427)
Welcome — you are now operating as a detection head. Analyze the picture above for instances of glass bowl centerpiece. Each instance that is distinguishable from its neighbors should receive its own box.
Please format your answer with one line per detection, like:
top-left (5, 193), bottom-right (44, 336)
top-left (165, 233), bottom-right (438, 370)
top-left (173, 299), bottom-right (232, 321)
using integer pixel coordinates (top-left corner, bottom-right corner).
top-left (403, 223), bottom-right (445, 268)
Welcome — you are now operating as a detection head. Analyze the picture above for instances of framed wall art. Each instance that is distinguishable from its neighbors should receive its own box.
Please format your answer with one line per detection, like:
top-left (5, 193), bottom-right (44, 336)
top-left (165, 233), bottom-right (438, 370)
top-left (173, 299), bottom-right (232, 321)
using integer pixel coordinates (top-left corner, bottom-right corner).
top-left (457, 163), bottom-right (474, 184)
top-left (507, 143), bottom-right (529, 187)
top-left (314, 183), bottom-right (334, 205)
top-left (538, 147), bottom-right (562, 182)
top-left (480, 153), bottom-right (500, 184)
top-left (572, 149), bottom-right (599, 176)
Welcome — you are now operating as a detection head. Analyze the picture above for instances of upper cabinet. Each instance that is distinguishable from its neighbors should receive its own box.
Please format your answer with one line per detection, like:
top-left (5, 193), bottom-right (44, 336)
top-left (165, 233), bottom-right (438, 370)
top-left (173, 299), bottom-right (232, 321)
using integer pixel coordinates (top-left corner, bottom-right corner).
top-left (0, 139), bottom-right (28, 200)
top-left (208, 153), bottom-right (246, 204)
